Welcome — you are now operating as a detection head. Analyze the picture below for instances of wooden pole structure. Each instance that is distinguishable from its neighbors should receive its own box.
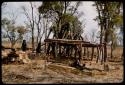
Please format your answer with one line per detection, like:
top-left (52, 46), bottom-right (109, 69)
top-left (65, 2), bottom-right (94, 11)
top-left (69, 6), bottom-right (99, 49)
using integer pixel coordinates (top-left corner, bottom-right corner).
top-left (45, 42), bottom-right (47, 54)
top-left (83, 47), bottom-right (86, 56)
top-left (59, 45), bottom-right (61, 58)
top-left (104, 42), bottom-right (107, 62)
top-left (80, 43), bottom-right (82, 60)
top-left (101, 45), bottom-right (104, 64)
top-left (91, 47), bottom-right (94, 61)
top-left (75, 46), bottom-right (77, 58)
top-left (44, 39), bottom-right (106, 64)
top-left (87, 47), bottom-right (89, 59)
top-left (54, 42), bottom-right (58, 61)
top-left (96, 46), bottom-right (100, 63)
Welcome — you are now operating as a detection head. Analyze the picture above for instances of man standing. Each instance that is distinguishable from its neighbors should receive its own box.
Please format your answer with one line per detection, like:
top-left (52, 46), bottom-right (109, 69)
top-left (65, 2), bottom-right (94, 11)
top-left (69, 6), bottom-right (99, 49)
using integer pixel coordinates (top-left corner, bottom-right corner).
top-left (21, 40), bottom-right (27, 51)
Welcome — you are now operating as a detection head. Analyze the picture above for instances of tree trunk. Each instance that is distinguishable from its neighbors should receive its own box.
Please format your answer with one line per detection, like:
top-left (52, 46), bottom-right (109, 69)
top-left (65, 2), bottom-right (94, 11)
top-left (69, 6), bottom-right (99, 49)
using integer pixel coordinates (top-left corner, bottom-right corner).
top-left (104, 3), bottom-right (108, 63)
top-left (104, 32), bottom-right (107, 62)
top-left (100, 27), bottom-right (103, 44)
top-left (64, 1), bottom-right (66, 14)
top-left (96, 47), bottom-right (100, 63)
top-left (101, 46), bottom-right (104, 64)
top-left (111, 41), bottom-right (113, 59)
top-left (30, 2), bottom-right (35, 51)
top-left (95, 2), bottom-right (103, 44)
top-left (32, 29), bottom-right (35, 51)
top-left (45, 18), bottom-right (48, 39)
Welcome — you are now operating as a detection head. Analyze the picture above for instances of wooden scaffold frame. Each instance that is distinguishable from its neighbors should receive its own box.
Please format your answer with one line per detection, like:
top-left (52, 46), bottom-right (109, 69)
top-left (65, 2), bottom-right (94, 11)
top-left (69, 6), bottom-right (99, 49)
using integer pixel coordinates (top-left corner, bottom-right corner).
top-left (44, 39), bottom-right (106, 64)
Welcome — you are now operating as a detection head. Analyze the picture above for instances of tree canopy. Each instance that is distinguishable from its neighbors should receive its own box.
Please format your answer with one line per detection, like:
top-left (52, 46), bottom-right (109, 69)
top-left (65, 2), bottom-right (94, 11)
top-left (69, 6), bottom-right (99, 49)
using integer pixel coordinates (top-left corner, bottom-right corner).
top-left (38, 1), bottom-right (84, 39)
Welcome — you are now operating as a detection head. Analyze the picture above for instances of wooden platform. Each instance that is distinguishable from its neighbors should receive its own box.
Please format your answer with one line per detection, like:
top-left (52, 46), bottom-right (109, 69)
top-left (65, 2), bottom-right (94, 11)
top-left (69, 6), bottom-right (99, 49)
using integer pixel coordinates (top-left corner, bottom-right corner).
top-left (44, 38), bottom-right (104, 47)
top-left (44, 39), bottom-right (83, 44)
top-left (44, 38), bottom-right (106, 64)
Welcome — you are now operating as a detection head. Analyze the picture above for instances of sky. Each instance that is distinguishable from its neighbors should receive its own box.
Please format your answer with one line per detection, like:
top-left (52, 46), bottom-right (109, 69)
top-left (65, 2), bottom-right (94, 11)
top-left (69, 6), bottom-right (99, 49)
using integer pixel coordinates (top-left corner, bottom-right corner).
top-left (2, 1), bottom-right (122, 45)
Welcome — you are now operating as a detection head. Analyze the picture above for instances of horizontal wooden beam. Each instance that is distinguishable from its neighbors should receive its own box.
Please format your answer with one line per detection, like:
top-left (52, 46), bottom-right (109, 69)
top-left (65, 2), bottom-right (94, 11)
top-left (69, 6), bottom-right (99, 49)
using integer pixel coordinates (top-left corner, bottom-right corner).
top-left (44, 39), bottom-right (104, 47)
top-left (82, 43), bottom-right (104, 47)
top-left (44, 39), bottom-right (83, 44)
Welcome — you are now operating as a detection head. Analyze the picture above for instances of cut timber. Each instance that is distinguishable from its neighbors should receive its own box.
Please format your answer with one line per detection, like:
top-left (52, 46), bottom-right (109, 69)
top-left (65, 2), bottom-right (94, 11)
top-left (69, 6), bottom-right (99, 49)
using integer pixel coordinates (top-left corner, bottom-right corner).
top-left (44, 39), bottom-right (104, 47)
top-left (45, 39), bottom-right (83, 44)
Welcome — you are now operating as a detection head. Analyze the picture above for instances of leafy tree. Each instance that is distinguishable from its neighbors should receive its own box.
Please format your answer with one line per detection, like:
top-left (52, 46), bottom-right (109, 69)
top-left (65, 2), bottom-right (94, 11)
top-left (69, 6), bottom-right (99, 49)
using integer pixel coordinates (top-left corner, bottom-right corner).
top-left (21, 2), bottom-right (50, 50)
top-left (39, 1), bottom-right (84, 39)
top-left (38, 1), bottom-right (84, 59)
top-left (93, 1), bottom-right (122, 60)
top-left (107, 29), bottom-right (118, 58)
top-left (21, 2), bottom-right (35, 50)
top-left (2, 18), bottom-right (28, 48)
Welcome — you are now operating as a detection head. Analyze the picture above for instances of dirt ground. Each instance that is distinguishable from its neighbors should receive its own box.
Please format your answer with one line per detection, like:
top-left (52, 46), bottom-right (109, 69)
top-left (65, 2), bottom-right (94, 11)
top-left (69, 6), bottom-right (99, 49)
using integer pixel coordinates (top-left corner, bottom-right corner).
top-left (2, 54), bottom-right (123, 84)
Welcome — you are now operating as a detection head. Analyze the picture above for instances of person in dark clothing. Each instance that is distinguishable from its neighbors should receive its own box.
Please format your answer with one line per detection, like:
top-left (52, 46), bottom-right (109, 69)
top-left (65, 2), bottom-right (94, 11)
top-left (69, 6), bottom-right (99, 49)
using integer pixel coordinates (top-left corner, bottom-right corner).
top-left (73, 59), bottom-right (80, 67)
top-left (71, 59), bottom-right (85, 70)
top-left (8, 48), bottom-right (19, 62)
top-left (36, 42), bottom-right (41, 53)
top-left (21, 40), bottom-right (27, 51)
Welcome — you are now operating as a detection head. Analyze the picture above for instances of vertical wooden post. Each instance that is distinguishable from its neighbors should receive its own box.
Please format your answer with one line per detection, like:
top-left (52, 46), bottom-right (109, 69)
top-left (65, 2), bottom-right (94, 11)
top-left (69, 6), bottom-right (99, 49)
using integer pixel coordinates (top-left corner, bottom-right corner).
top-left (83, 47), bottom-right (85, 56)
top-left (80, 43), bottom-right (82, 60)
top-left (70, 45), bottom-right (73, 57)
top-left (59, 44), bottom-right (61, 58)
top-left (96, 46), bottom-right (99, 63)
top-left (104, 42), bottom-right (107, 62)
top-left (75, 45), bottom-right (77, 58)
top-left (45, 42), bottom-right (47, 54)
top-left (44, 42), bottom-right (47, 71)
top-left (91, 47), bottom-right (94, 61)
top-left (101, 46), bottom-right (103, 64)
top-left (87, 47), bottom-right (89, 59)
top-left (55, 42), bottom-right (58, 60)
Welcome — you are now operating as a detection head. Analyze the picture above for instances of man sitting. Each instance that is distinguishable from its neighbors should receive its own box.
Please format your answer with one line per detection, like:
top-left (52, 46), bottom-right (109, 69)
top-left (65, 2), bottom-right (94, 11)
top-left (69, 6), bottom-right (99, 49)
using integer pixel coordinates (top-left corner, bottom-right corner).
top-left (7, 48), bottom-right (19, 62)
top-left (71, 58), bottom-right (85, 70)
top-left (2, 48), bottom-right (19, 64)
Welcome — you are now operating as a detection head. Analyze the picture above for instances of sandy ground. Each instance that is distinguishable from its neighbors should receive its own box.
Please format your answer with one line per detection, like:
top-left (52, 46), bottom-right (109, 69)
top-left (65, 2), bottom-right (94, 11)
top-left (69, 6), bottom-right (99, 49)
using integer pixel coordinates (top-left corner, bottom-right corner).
top-left (2, 56), bottom-right (123, 84)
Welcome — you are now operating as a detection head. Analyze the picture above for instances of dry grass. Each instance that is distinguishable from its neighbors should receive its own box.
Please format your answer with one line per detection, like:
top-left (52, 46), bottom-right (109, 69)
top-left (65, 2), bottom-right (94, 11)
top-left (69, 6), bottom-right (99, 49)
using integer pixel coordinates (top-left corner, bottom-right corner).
top-left (2, 42), bottom-right (32, 48)
top-left (2, 56), bottom-right (123, 84)
top-left (84, 46), bottom-right (123, 59)
top-left (2, 42), bottom-right (123, 84)
top-left (2, 42), bottom-right (123, 58)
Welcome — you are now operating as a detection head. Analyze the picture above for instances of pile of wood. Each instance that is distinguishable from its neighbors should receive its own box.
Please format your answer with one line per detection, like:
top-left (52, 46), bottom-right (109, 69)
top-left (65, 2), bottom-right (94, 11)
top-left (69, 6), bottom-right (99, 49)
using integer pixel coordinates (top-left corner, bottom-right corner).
top-left (2, 50), bottom-right (31, 64)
